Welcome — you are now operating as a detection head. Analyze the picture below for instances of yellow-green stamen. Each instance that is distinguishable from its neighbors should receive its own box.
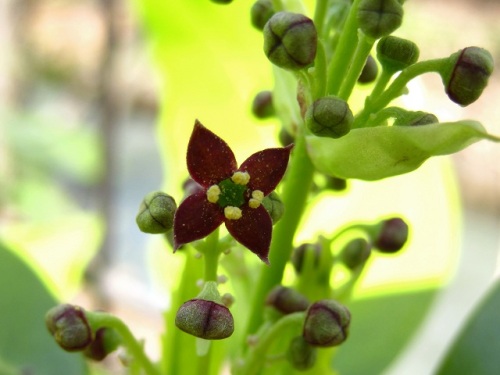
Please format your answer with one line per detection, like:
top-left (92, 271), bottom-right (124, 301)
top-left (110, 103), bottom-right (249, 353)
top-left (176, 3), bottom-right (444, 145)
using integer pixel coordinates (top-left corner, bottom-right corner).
top-left (224, 206), bottom-right (242, 220)
top-left (231, 171), bottom-right (250, 185)
top-left (207, 185), bottom-right (221, 203)
top-left (249, 190), bottom-right (264, 209)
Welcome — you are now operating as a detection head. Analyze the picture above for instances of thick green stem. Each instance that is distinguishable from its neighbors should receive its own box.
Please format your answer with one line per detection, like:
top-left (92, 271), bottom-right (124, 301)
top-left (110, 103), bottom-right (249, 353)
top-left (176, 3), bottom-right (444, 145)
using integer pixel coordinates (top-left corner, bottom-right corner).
top-left (90, 313), bottom-right (161, 375)
top-left (203, 227), bottom-right (220, 282)
top-left (244, 132), bottom-right (315, 338)
top-left (313, 0), bottom-right (329, 38)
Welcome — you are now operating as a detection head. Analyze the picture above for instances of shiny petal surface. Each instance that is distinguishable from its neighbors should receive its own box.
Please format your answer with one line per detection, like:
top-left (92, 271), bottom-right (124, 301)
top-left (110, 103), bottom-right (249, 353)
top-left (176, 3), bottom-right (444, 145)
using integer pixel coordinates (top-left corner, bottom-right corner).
top-left (173, 191), bottom-right (224, 250)
top-left (239, 144), bottom-right (293, 195)
top-left (187, 120), bottom-right (237, 187)
top-left (224, 205), bottom-right (273, 264)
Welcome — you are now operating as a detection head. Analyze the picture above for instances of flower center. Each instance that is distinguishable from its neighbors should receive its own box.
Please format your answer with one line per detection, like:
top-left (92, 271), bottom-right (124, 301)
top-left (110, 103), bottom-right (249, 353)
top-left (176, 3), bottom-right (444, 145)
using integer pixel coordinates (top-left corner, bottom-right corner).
top-left (214, 177), bottom-right (248, 208)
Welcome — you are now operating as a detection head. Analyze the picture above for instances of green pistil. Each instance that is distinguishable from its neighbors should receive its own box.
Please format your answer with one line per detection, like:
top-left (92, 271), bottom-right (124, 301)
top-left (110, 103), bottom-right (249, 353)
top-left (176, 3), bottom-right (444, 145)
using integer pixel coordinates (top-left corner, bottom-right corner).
top-left (217, 179), bottom-right (247, 208)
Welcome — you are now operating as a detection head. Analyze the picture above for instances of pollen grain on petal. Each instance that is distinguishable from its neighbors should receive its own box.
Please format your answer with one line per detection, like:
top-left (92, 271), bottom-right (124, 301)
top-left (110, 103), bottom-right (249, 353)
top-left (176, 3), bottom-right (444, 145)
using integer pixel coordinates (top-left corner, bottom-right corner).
top-left (224, 206), bottom-right (243, 220)
top-left (231, 171), bottom-right (250, 185)
top-left (207, 185), bottom-right (221, 203)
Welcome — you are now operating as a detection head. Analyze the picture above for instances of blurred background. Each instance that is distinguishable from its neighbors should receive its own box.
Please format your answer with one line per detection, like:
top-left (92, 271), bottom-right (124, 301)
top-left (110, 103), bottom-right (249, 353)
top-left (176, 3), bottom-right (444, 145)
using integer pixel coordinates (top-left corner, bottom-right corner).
top-left (0, 0), bottom-right (499, 374)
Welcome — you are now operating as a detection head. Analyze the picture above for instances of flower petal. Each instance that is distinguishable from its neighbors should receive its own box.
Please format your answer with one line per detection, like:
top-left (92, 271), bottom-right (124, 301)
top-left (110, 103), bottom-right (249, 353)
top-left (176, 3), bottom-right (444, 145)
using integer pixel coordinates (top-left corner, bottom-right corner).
top-left (224, 205), bottom-right (273, 264)
top-left (187, 120), bottom-right (237, 187)
top-left (173, 191), bottom-right (224, 250)
top-left (239, 144), bottom-right (293, 195)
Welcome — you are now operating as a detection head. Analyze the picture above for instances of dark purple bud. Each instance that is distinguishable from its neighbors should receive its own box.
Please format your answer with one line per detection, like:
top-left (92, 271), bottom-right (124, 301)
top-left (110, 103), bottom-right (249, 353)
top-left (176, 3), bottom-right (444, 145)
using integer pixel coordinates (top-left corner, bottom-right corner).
top-left (136, 191), bottom-right (177, 234)
top-left (374, 217), bottom-right (409, 253)
top-left (340, 238), bottom-right (372, 269)
top-left (266, 285), bottom-right (310, 314)
top-left (45, 304), bottom-right (93, 352)
top-left (278, 127), bottom-right (295, 147)
top-left (357, 0), bottom-right (404, 39)
top-left (261, 191), bottom-right (284, 224)
top-left (325, 175), bottom-right (348, 191)
top-left (286, 336), bottom-right (317, 371)
top-left (442, 47), bottom-right (494, 106)
top-left (376, 35), bottom-right (419, 73)
top-left (306, 96), bottom-right (353, 139)
top-left (175, 299), bottom-right (234, 340)
top-left (263, 12), bottom-right (317, 71)
top-left (251, 0), bottom-right (275, 31)
top-left (83, 328), bottom-right (121, 361)
top-left (291, 243), bottom-right (321, 274)
top-left (358, 55), bottom-right (379, 84)
top-left (303, 300), bottom-right (351, 347)
top-left (252, 90), bottom-right (275, 119)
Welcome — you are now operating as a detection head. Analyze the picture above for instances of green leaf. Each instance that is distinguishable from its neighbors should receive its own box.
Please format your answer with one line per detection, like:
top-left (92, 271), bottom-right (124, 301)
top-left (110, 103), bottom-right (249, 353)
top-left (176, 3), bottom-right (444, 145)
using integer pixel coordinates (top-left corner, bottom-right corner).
top-left (0, 242), bottom-right (87, 375)
top-left (436, 280), bottom-right (500, 375)
top-left (334, 288), bottom-right (437, 374)
top-left (306, 121), bottom-right (500, 180)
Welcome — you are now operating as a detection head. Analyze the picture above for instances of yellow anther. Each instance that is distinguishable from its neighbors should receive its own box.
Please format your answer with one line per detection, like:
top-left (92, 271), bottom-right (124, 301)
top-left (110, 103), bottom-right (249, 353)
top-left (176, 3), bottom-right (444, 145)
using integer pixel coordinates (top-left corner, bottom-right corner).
top-left (207, 185), bottom-right (221, 203)
top-left (249, 199), bottom-right (261, 209)
top-left (249, 190), bottom-right (264, 208)
top-left (231, 171), bottom-right (250, 185)
top-left (224, 206), bottom-right (242, 220)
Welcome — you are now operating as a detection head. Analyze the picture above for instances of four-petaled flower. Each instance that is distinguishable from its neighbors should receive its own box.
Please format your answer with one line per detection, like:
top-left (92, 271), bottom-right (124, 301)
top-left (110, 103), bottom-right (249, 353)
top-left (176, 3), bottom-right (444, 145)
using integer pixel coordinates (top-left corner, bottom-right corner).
top-left (173, 120), bottom-right (293, 263)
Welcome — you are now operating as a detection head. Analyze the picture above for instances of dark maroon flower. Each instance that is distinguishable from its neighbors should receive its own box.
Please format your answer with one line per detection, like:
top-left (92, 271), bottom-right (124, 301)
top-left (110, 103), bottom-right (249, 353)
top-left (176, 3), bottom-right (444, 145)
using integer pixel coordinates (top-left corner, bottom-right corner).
top-left (173, 120), bottom-right (293, 263)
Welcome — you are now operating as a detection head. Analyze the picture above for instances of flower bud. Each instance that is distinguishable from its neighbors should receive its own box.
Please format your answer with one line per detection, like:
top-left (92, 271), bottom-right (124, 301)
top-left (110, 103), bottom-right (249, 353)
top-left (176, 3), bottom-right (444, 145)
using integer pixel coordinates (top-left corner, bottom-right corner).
top-left (325, 176), bottom-right (348, 191)
top-left (286, 336), bottom-right (317, 371)
top-left (252, 90), bottom-right (275, 119)
top-left (45, 304), bottom-right (93, 352)
top-left (175, 299), bottom-right (234, 340)
top-left (266, 286), bottom-right (309, 314)
top-left (305, 96), bottom-right (353, 138)
top-left (340, 238), bottom-right (371, 269)
top-left (278, 127), bottom-right (295, 147)
top-left (136, 191), bottom-right (177, 234)
top-left (83, 328), bottom-right (121, 361)
top-left (251, 0), bottom-right (275, 31)
top-left (303, 300), bottom-right (350, 347)
top-left (374, 217), bottom-right (409, 253)
top-left (263, 12), bottom-right (317, 71)
top-left (441, 47), bottom-right (494, 106)
top-left (261, 191), bottom-right (284, 224)
top-left (376, 35), bottom-right (419, 73)
top-left (291, 243), bottom-right (321, 274)
top-left (393, 110), bottom-right (438, 126)
top-left (358, 55), bottom-right (379, 84)
top-left (357, 0), bottom-right (404, 39)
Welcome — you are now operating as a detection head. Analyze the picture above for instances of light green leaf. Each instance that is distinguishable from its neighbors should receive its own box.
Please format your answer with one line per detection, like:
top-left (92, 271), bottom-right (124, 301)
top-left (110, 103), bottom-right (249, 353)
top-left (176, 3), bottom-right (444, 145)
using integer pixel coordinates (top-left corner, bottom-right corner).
top-left (436, 279), bottom-right (500, 375)
top-left (306, 121), bottom-right (499, 180)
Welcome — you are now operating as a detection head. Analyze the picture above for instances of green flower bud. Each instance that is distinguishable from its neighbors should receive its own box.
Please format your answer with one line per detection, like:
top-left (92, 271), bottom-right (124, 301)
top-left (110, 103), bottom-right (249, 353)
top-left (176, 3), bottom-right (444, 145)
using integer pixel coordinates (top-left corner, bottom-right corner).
top-left (376, 35), bottom-right (419, 73)
top-left (358, 55), bottom-right (379, 84)
top-left (136, 191), bottom-right (177, 234)
top-left (291, 243), bottom-right (321, 274)
top-left (278, 127), bottom-right (295, 147)
top-left (83, 328), bottom-right (121, 361)
top-left (340, 238), bottom-right (371, 270)
top-left (325, 175), bottom-right (348, 191)
top-left (45, 304), bottom-right (93, 352)
top-left (441, 47), bottom-right (494, 106)
top-left (263, 12), bottom-right (317, 71)
top-left (303, 300), bottom-right (351, 347)
top-left (374, 217), bottom-right (409, 253)
top-left (357, 0), bottom-right (404, 39)
top-left (261, 191), bottom-right (284, 224)
top-left (251, 0), bottom-right (275, 31)
top-left (393, 110), bottom-right (438, 126)
top-left (286, 336), bottom-right (317, 371)
top-left (306, 96), bottom-right (353, 138)
top-left (175, 299), bottom-right (234, 340)
top-left (266, 285), bottom-right (310, 314)
top-left (252, 90), bottom-right (275, 119)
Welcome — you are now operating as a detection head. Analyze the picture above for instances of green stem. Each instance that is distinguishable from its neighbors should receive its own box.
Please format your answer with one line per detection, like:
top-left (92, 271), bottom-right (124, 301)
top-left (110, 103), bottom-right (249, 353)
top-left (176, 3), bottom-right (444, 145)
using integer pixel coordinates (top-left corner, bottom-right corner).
top-left (90, 313), bottom-right (161, 375)
top-left (326, 0), bottom-right (362, 95)
top-left (353, 58), bottom-right (447, 128)
top-left (241, 312), bottom-right (305, 375)
top-left (337, 32), bottom-right (375, 100)
top-left (203, 227), bottom-right (220, 282)
top-left (313, 0), bottom-right (329, 38)
top-left (312, 40), bottom-right (328, 99)
top-left (244, 132), bottom-right (315, 339)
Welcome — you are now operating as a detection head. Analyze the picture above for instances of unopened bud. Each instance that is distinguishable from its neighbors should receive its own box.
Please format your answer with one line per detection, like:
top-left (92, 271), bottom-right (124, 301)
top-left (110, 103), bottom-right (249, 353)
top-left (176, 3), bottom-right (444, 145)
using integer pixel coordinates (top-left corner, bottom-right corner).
top-left (136, 191), bottom-right (177, 234)
top-left (306, 96), bottom-right (353, 138)
top-left (252, 90), bottom-right (275, 119)
top-left (442, 47), bottom-right (494, 106)
top-left (340, 238), bottom-right (371, 270)
top-left (261, 191), bottom-right (285, 224)
top-left (374, 217), bottom-right (409, 253)
top-left (263, 12), bottom-right (317, 71)
top-left (266, 286), bottom-right (309, 314)
top-left (357, 0), bottom-right (404, 39)
top-left (393, 110), bottom-right (438, 126)
top-left (251, 0), bottom-right (275, 31)
top-left (286, 336), bottom-right (317, 371)
top-left (45, 304), bottom-right (93, 352)
top-left (303, 300), bottom-right (351, 347)
top-left (358, 55), bottom-right (379, 84)
top-left (83, 328), bottom-right (121, 361)
top-left (377, 36), bottom-right (419, 73)
top-left (291, 243), bottom-right (321, 274)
